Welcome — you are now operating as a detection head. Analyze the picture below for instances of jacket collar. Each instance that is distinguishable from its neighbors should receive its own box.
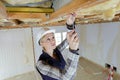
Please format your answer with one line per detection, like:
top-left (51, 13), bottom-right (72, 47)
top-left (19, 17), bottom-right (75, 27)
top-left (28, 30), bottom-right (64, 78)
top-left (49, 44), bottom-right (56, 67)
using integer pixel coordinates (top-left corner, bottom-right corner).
top-left (38, 48), bottom-right (66, 70)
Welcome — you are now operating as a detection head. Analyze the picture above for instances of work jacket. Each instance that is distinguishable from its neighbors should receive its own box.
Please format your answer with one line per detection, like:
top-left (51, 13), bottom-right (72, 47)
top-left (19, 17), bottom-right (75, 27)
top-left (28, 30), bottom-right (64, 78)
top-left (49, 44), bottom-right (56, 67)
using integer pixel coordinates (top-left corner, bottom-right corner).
top-left (36, 38), bottom-right (80, 80)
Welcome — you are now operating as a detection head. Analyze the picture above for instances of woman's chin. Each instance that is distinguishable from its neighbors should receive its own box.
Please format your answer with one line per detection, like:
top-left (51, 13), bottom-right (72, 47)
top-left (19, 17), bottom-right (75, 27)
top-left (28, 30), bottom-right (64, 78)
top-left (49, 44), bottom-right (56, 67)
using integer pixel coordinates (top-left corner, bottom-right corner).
top-left (52, 46), bottom-right (56, 49)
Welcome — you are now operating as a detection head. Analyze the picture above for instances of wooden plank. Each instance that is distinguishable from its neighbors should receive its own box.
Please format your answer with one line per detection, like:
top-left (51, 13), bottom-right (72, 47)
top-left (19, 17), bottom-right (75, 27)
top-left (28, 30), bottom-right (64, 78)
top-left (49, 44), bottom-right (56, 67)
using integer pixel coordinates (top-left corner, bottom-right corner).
top-left (1, 14), bottom-right (120, 29)
top-left (0, 25), bottom-right (29, 29)
top-left (6, 7), bottom-right (54, 13)
top-left (8, 13), bottom-right (47, 20)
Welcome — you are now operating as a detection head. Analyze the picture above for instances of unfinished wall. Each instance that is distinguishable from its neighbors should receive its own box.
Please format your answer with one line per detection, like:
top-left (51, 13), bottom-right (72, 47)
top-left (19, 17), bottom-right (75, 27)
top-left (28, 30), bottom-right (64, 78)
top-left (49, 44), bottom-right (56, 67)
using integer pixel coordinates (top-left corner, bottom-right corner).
top-left (0, 28), bottom-right (34, 80)
top-left (78, 22), bottom-right (120, 74)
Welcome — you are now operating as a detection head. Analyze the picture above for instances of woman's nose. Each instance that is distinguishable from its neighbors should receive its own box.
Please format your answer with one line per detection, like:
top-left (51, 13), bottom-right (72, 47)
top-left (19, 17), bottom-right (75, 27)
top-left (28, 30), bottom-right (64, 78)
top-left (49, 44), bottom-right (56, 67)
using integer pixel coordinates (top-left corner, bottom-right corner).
top-left (50, 38), bottom-right (55, 43)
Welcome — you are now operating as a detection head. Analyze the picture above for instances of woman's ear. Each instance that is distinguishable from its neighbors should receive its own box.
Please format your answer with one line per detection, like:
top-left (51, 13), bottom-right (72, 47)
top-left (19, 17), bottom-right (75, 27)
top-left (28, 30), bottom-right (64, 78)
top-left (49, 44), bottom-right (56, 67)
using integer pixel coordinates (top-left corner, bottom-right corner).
top-left (40, 40), bottom-right (44, 46)
top-left (38, 40), bottom-right (43, 46)
top-left (40, 42), bottom-right (42, 45)
top-left (38, 40), bottom-right (41, 45)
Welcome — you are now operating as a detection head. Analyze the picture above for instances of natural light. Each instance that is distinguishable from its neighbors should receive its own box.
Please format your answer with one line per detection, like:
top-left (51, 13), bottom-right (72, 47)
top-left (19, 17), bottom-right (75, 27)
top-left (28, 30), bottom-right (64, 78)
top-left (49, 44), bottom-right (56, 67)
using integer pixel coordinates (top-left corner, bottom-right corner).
top-left (55, 32), bottom-right (69, 48)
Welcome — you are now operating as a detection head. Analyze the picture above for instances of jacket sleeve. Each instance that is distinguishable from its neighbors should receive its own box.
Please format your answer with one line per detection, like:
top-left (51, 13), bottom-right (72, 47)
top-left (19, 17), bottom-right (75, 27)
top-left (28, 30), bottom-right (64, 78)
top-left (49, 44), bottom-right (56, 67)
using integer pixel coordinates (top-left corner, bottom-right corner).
top-left (56, 38), bottom-right (68, 52)
top-left (61, 50), bottom-right (80, 80)
top-left (57, 23), bottom-right (80, 80)
top-left (57, 23), bottom-right (76, 52)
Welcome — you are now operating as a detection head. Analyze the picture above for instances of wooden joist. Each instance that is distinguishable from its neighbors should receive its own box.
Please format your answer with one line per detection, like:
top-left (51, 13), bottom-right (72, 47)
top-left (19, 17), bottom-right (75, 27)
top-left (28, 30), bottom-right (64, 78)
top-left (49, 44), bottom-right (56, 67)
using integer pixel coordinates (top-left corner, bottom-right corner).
top-left (1, 0), bottom-right (119, 28)
top-left (8, 13), bottom-right (47, 20)
top-left (0, 25), bottom-right (29, 29)
top-left (5, 0), bottom-right (108, 27)
top-left (6, 7), bottom-right (54, 13)
top-left (6, 7), bottom-right (53, 21)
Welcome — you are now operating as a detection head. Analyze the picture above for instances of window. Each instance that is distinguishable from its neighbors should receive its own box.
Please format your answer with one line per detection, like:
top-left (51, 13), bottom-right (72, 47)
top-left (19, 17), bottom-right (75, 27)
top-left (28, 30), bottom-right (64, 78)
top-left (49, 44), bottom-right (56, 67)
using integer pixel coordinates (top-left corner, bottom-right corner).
top-left (55, 32), bottom-right (69, 48)
top-left (55, 33), bottom-right (61, 45)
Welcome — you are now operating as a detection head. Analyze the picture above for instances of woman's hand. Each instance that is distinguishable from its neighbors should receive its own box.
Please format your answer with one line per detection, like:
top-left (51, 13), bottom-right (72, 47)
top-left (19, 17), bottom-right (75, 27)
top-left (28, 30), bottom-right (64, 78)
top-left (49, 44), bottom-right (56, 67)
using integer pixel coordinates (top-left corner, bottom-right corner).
top-left (67, 30), bottom-right (79, 50)
top-left (66, 13), bottom-right (76, 25)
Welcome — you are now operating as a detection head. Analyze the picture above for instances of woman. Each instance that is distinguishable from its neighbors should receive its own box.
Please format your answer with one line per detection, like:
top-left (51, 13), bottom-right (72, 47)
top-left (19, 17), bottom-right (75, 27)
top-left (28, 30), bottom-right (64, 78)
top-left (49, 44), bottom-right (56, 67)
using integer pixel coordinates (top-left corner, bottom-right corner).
top-left (36, 14), bottom-right (80, 80)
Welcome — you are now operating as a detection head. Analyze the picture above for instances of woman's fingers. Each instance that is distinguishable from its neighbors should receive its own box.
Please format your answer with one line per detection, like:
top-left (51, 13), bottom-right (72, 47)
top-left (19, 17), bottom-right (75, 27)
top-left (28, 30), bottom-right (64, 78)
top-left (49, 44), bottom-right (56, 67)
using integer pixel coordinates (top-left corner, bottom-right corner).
top-left (70, 31), bottom-right (78, 41)
top-left (67, 30), bottom-right (75, 38)
top-left (74, 36), bottom-right (79, 42)
top-left (67, 30), bottom-right (79, 42)
top-left (67, 30), bottom-right (79, 50)
top-left (66, 13), bottom-right (76, 25)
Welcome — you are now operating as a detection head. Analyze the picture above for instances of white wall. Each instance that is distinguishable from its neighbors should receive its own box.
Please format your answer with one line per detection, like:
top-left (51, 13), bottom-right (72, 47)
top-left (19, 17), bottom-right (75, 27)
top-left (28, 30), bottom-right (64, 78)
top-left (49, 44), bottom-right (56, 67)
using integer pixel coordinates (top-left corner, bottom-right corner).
top-left (78, 22), bottom-right (120, 73)
top-left (0, 28), bottom-right (34, 80)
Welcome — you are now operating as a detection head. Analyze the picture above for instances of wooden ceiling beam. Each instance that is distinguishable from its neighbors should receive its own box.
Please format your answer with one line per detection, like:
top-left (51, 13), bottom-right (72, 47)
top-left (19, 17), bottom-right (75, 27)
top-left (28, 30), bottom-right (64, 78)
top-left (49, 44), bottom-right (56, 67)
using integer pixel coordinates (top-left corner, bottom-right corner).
top-left (6, 6), bottom-right (54, 20)
top-left (6, 7), bottom-right (54, 13)
top-left (7, 12), bottom-right (47, 20)
top-left (42, 0), bottom-right (107, 24)
top-left (0, 25), bottom-right (29, 29)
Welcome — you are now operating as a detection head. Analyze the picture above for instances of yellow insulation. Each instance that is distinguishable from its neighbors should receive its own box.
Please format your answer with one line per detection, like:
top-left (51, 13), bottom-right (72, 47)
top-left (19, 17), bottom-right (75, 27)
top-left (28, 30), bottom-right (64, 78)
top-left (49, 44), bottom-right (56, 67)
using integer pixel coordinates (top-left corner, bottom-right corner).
top-left (4, 0), bottom-right (44, 5)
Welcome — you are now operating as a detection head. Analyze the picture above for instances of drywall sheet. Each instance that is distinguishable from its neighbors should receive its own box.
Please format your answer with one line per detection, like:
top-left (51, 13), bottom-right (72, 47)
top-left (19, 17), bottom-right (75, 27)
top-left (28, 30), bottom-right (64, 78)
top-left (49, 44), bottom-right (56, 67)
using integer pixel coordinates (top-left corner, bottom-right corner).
top-left (0, 28), bottom-right (34, 80)
top-left (78, 22), bottom-right (120, 74)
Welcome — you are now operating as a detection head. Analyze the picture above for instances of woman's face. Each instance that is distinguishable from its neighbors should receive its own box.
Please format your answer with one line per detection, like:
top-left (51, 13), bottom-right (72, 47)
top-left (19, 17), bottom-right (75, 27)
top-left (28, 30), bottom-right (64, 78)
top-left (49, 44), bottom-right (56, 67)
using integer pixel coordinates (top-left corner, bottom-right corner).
top-left (40, 33), bottom-right (56, 50)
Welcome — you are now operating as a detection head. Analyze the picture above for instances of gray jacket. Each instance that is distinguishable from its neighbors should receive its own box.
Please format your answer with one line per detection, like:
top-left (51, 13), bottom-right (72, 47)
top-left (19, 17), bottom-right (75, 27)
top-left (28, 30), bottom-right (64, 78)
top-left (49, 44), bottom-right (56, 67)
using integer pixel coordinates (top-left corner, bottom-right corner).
top-left (36, 38), bottom-right (80, 80)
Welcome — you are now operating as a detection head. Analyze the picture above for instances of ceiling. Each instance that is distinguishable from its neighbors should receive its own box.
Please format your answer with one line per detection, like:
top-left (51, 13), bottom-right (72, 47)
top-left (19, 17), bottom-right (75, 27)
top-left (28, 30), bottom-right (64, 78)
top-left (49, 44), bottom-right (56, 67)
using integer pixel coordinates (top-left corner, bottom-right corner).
top-left (0, 0), bottom-right (120, 29)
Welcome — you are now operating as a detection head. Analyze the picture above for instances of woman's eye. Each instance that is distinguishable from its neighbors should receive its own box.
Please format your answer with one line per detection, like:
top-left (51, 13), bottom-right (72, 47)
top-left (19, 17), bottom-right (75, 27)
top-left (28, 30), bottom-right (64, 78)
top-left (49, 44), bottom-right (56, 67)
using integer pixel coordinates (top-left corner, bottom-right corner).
top-left (47, 38), bottom-right (50, 41)
top-left (52, 36), bottom-right (55, 39)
